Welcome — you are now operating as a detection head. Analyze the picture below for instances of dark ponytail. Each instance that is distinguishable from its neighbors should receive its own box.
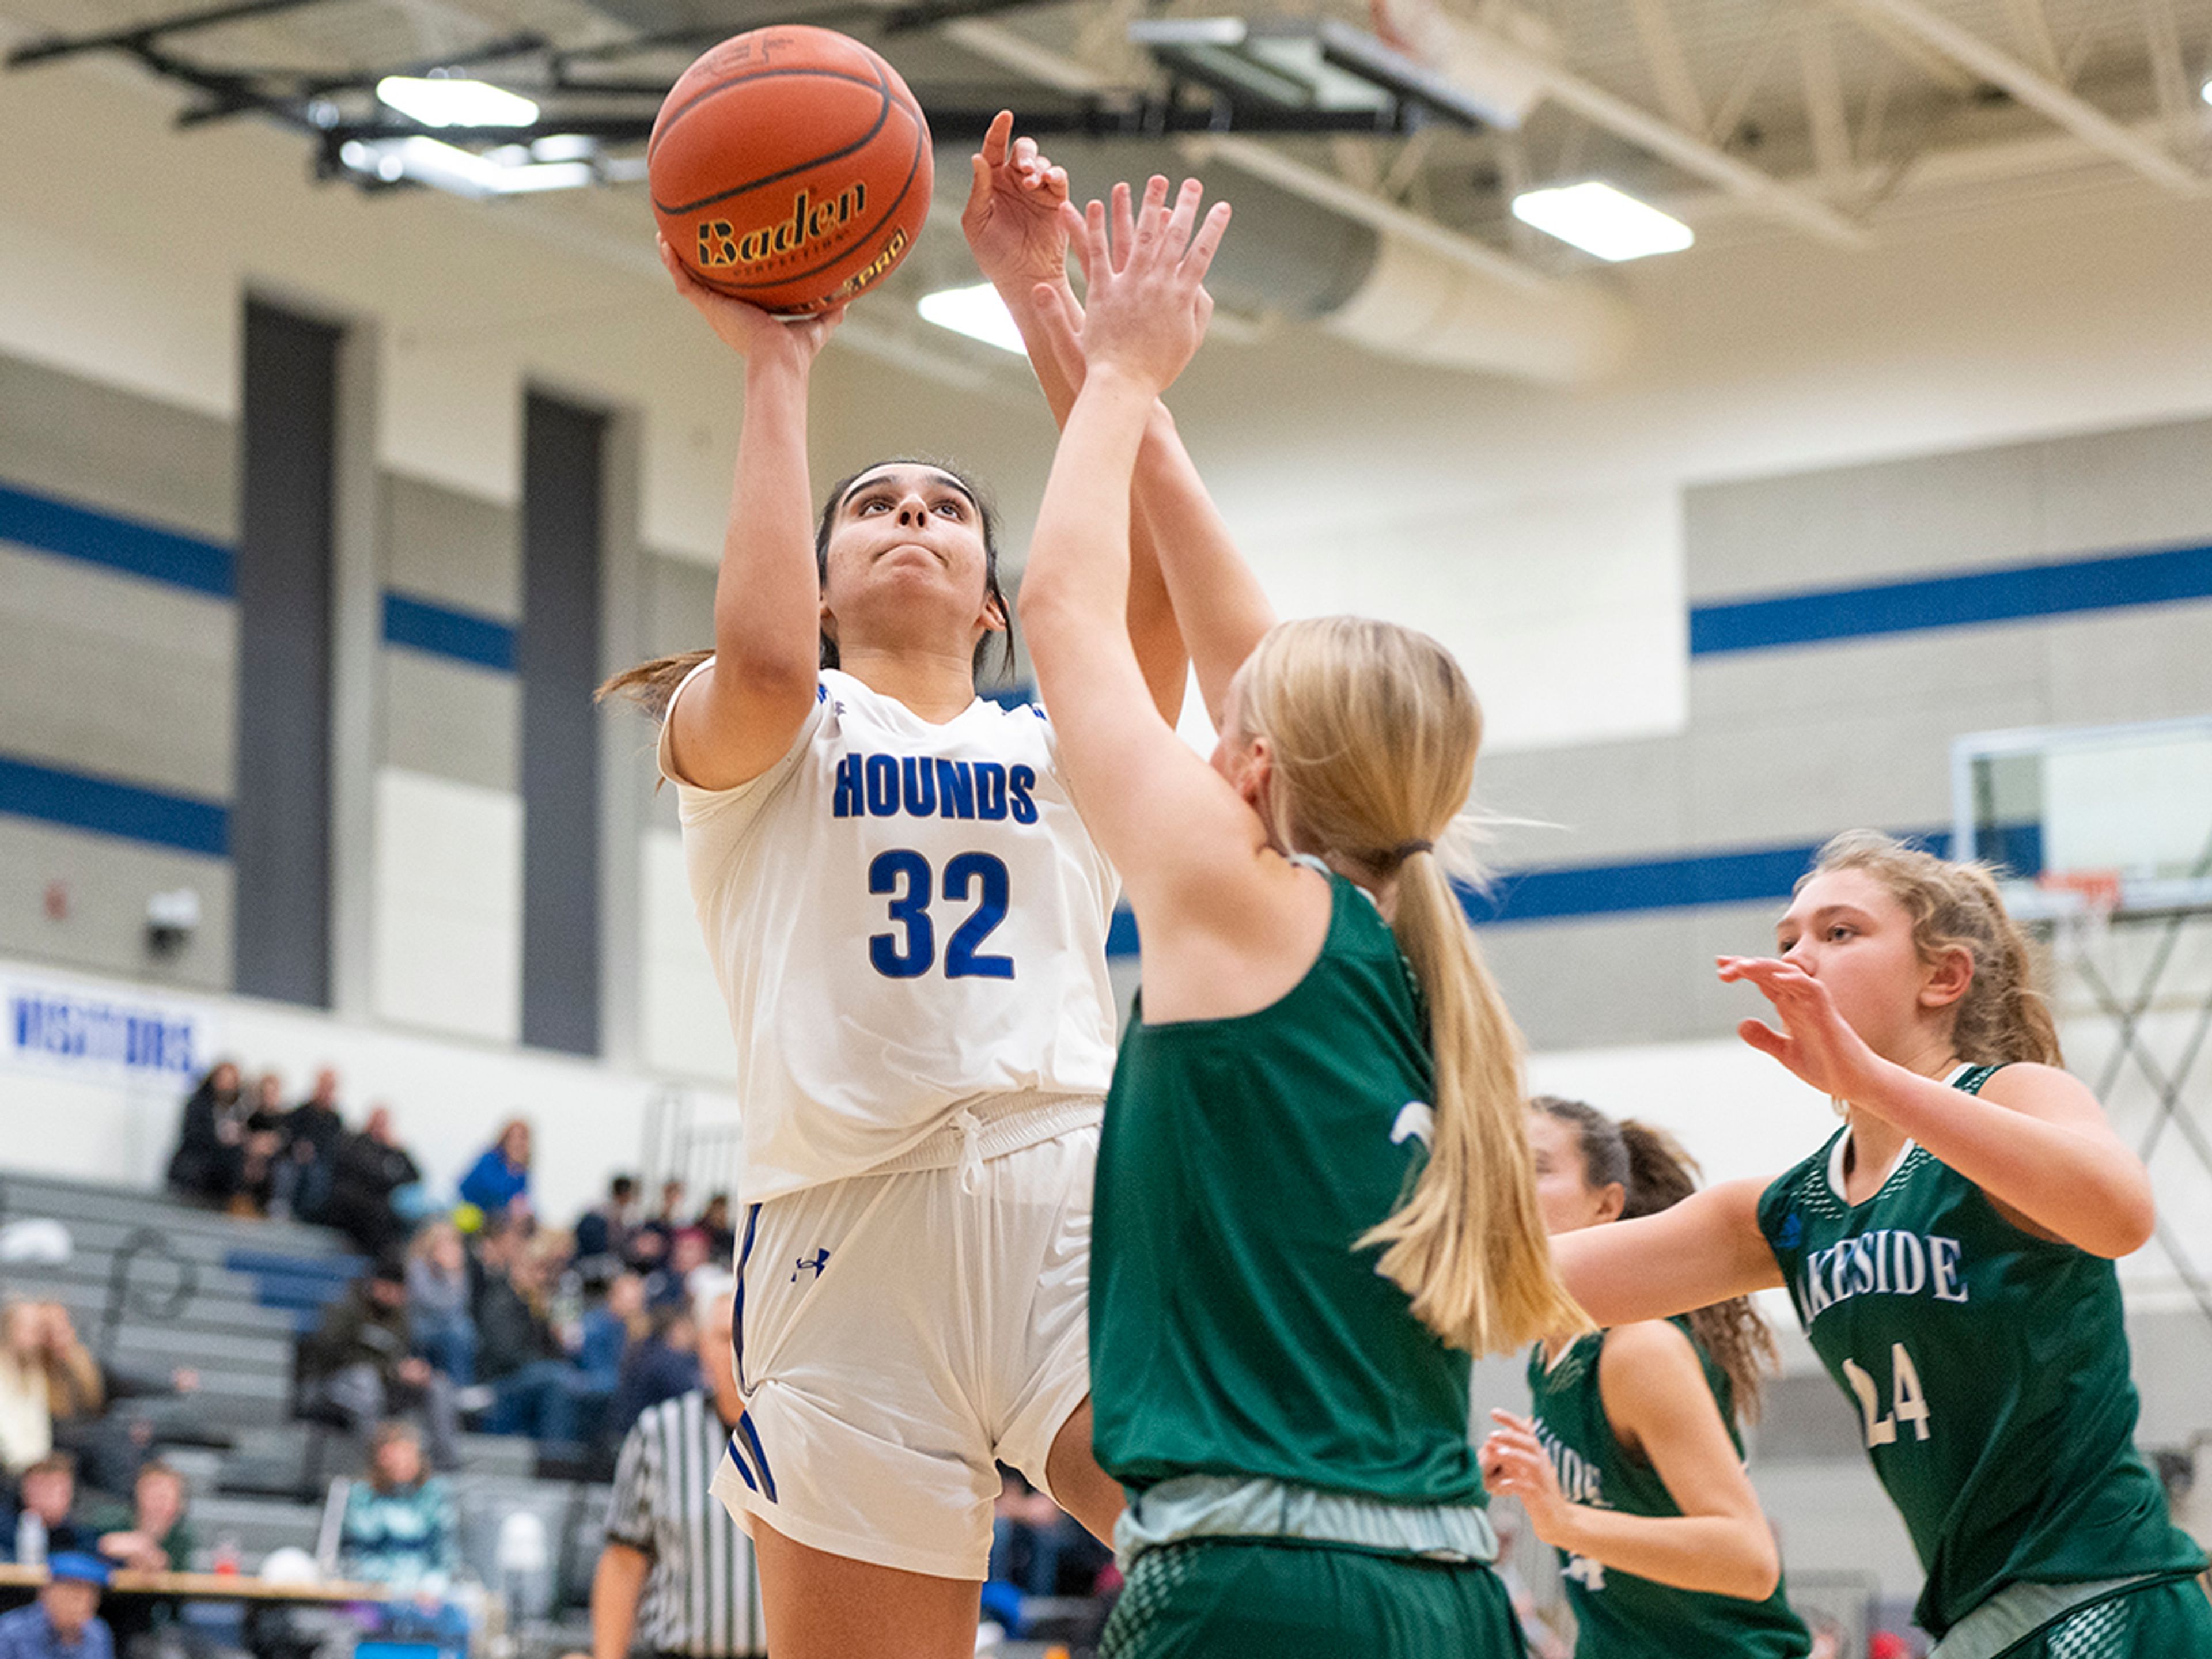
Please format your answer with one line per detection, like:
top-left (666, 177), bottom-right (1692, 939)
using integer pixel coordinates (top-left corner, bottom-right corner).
top-left (1533, 1098), bottom-right (1779, 1426)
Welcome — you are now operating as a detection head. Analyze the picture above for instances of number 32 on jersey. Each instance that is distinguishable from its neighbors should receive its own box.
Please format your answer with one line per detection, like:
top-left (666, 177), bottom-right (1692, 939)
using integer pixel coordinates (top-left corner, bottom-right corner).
top-left (867, 849), bottom-right (1014, 980)
top-left (1843, 1342), bottom-right (1931, 1448)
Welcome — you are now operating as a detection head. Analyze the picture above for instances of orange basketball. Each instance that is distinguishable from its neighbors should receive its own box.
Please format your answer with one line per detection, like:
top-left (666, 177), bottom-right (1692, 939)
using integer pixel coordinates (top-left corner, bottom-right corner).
top-left (648, 25), bottom-right (932, 315)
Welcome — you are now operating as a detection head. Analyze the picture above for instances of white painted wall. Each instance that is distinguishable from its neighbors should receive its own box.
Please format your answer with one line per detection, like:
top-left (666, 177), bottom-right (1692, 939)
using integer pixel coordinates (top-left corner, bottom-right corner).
top-left (371, 767), bottom-right (523, 1043)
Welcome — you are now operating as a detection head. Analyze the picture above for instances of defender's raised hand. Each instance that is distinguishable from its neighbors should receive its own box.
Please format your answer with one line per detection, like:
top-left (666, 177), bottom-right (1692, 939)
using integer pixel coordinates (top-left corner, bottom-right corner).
top-left (963, 109), bottom-right (1074, 291)
top-left (1034, 175), bottom-right (1230, 398)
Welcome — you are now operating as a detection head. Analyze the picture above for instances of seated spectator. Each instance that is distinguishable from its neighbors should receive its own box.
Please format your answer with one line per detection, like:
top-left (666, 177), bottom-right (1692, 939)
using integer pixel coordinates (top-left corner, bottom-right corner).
top-left (0, 1551), bottom-right (113, 1659)
top-left (577, 1274), bottom-right (645, 1403)
top-left (457, 1120), bottom-right (531, 1222)
top-left (276, 1069), bottom-right (347, 1223)
top-left (695, 1194), bottom-right (736, 1266)
top-left (406, 1223), bottom-right (476, 1389)
top-left (338, 1423), bottom-right (459, 1593)
top-left (55, 1355), bottom-right (199, 1501)
top-left (988, 1468), bottom-right (1108, 1601)
top-left (297, 1259), bottom-right (459, 1471)
top-left (89, 1460), bottom-right (196, 1573)
top-left (572, 1176), bottom-right (638, 1283)
top-left (627, 1180), bottom-right (688, 1273)
top-left (600, 1305), bottom-right (701, 1453)
top-left (646, 1230), bottom-right (713, 1312)
top-left (324, 1106), bottom-right (422, 1259)
top-left (164, 1062), bottom-right (245, 1207)
top-left (471, 1226), bottom-right (592, 1443)
top-left (3, 1454), bottom-right (98, 1562)
top-left (1, 1304), bottom-right (103, 1476)
top-left (238, 1073), bottom-right (291, 1215)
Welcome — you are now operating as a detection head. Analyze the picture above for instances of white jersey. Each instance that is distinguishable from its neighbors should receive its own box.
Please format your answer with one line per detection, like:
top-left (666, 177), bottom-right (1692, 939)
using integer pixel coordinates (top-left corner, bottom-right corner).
top-left (661, 662), bottom-right (1120, 1201)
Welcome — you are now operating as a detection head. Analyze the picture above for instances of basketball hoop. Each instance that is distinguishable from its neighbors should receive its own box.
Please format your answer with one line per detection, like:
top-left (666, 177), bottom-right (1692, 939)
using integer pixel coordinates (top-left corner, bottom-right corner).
top-left (2036, 868), bottom-right (2123, 964)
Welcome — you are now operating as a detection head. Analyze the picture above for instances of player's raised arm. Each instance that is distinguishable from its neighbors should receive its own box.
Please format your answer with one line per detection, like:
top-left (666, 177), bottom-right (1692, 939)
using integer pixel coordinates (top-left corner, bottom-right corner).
top-left (1016, 179), bottom-right (1252, 918)
top-left (653, 237), bottom-right (843, 791)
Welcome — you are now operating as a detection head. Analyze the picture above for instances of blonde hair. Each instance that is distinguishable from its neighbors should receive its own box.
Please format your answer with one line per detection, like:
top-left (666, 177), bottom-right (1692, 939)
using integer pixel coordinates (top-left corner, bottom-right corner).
top-left (1805, 830), bottom-right (2062, 1067)
top-left (1236, 617), bottom-right (1589, 1355)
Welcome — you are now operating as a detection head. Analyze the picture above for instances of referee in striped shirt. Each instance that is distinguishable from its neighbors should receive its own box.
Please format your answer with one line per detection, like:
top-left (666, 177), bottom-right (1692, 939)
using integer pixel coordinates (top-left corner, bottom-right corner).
top-left (592, 1280), bottom-right (766, 1659)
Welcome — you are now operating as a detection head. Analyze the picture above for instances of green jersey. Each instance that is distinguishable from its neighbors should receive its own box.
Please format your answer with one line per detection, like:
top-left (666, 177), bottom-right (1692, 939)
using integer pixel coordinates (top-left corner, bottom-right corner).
top-left (1756, 1065), bottom-right (2205, 1637)
top-left (1090, 869), bottom-right (1482, 1506)
top-left (1525, 1324), bottom-right (1810, 1658)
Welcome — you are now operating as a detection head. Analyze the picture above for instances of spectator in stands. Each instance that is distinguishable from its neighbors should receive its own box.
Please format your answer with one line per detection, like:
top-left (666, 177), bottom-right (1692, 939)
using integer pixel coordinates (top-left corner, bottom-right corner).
top-left (987, 1468), bottom-right (1107, 1601)
top-left (164, 1062), bottom-right (245, 1207)
top-left (472, 1226), bottom-right (592, 1443)
top-left (324, 1105), bottom-right (422, 1258)
top-left (0, 1551), bottom-right (113, 1659)
top-left (577, 1274), bottom-right (644, 1407)
top-left (0, 1304), bottom-right (103, 1476)
top-left (240, 1073), bottom-right (290, 1215)
top-left (592, 1285), bottom-right (764, 1659)
top-left (58, 1353), bottom-right (200, 1501)
top-left (3, 1453), bottom-right (97, 1562)
top-left (276, 1069), bottom-right (347, 1223)
top-left (298, 1259), bottom-right (459, 1472)
top-left (628, 1180), bottom-right (688, 1274)
top-left (646, 1230), bottom-right (713, 1313)
top-left (695, 1194), bottom-right (735, 1266)
top-left (339, 1422), bottom-right (460, 1592)
top-left (406, 1222), bottom-right (476, 1389)
top-left (457, 1120), bottom-right (532, 1222)
top-left (89, 1459), bottom-right (196, 1573)
top-left (600, 1305), bottom-right (701, 1453)
top-left (572, 1176), bottom-right (638, 1284)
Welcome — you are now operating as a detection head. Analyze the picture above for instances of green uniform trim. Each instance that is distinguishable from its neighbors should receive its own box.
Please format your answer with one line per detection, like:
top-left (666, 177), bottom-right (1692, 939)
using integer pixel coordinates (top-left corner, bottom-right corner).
top-left (1756, 1065), bottom-right (2206, 1638)
top-left (1091, 869), bottom-right (1482, 1508)
top-left (1524, 1323), bottom-right (1811, 1658)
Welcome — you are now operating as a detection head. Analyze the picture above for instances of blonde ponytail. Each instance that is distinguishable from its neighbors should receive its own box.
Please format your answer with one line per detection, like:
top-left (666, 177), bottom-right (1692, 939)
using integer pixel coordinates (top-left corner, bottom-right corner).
top-left (1365, 851), bottom-right (1593, 1354)
top-left (1236, 617), bottom-right (1589, 1357)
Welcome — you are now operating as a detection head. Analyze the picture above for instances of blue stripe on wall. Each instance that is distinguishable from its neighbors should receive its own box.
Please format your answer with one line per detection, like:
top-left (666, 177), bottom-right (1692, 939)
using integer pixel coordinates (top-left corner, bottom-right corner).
top-left (1102, 825), bottom-right (2046, 954)
top-left (0, 482), bottom-right (233, 597)
top-left (382, 591), bottom-right (518, 672)
top-left (1691, 540), bottom-right (2212, 656)
top-left (0, 755), bottom-right (229, 857)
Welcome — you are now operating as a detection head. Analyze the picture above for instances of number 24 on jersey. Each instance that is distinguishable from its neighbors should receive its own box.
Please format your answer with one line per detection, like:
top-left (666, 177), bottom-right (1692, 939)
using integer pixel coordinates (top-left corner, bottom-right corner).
top-left (1843, 1342), bottom-right (1932, 1448)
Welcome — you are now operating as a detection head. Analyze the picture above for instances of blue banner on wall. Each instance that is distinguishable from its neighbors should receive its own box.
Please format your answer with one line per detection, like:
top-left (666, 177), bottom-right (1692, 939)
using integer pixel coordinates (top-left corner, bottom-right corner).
top-left (4, 978), bottom-right (213, 1084)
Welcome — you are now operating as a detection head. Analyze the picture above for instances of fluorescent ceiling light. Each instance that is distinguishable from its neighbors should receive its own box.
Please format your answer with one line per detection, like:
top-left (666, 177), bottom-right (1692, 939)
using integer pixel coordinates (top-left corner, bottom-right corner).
top-left (376, 74), bottom-right (539, 128)
top-left (917, 283), bottom-right (1027, 354)
top-left (1510, 180), bottom-right (1692, 262)
top-left (338, 135), bottom-right (590, 198)
top-left (2202, 77), bottom-right (2211, 107)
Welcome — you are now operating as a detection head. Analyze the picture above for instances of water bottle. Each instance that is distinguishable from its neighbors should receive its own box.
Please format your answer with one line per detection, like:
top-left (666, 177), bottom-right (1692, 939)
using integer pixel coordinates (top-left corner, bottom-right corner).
top-left (14, 1510), bottom-right (46, 1567)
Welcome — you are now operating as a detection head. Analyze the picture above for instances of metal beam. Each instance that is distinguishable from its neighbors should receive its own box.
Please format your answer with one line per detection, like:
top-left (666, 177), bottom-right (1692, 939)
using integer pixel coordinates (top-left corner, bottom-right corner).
top-left (1457, 21), bottom-right (1871, 245)
top-left (1797, 10), bottom-right (1854, 195)
top-left (1622, 0), bottom-right (1705, 135)
top-left (1831, 0), bottom-right (2207, 193)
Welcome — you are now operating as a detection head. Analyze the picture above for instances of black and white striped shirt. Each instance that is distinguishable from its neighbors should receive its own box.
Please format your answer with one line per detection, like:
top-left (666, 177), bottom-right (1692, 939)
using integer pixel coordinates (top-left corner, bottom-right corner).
top-left (605, 1390), bottom-right (766, 1657)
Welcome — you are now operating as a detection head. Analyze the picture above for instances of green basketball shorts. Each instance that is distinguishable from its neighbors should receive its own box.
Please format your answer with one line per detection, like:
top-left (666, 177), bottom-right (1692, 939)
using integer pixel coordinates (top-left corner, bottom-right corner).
top-left (1995, 1576), bottom-right (2212, 1659)
top-left (1100, 1538), bottom-right (1524, 1659)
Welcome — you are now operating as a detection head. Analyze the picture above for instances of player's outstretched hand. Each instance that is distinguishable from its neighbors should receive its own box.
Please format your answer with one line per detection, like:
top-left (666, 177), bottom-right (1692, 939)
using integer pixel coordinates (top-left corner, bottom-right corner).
top-left (657, 234), bottom-right (846, 367)
top-left (1035, 175), bottom-right (1229, 397)
top-left (963, 109), bottom-right (1073, 291)
top-left (1717, 954), bottom-right (1885, 1102)
top-left (1479, 1409), bottom-right (1574, 1547)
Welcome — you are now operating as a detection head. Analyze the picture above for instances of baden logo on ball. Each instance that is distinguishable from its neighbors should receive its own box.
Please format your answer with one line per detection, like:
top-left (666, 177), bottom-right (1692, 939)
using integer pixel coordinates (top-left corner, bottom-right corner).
top-left (649, 24), bottom-right (933, 315)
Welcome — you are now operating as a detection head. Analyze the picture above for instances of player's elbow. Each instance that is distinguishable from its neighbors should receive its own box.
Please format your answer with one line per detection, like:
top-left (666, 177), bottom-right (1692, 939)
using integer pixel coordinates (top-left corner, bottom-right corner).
top-left (1722, 1528), bottom-right (1781, 1601)
top-left (2086, 1181), bottom-right (2157, 1259)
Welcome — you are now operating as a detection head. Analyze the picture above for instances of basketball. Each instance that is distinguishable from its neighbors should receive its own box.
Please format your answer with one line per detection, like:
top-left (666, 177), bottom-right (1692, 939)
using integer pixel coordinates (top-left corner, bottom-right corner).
top-left (647, 25), bottom-right (933, 315)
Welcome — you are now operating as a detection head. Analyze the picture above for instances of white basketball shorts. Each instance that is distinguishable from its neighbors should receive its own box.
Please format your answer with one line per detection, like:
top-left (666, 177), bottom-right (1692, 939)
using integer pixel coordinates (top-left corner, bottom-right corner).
top-left (709, 1092), bottom-right (1103, 1580)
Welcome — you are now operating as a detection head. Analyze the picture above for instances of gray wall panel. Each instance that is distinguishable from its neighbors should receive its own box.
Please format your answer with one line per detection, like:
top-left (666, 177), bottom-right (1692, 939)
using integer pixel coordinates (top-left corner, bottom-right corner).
top-left (385, 473), bottom-right (519, 619)
top-left (0, 353), bottom-right (234, 541)
top-left (1478, 910), bottom-right (1709, 1050)
top-left (2043, 606), bottom-right (2212, 728)
top-left (1687, 442), bottom-right (2046, 600)
top-left (1477, 734), bottom-right (1694, 868)
top-left (2033, 416), bottom-right (2212, 556)
top-left (0, 816), bottom-right (232, 990)
top-left (0, 546), bottom-right (234, 797)
top-left (382, 651), bottom-right (519, 790)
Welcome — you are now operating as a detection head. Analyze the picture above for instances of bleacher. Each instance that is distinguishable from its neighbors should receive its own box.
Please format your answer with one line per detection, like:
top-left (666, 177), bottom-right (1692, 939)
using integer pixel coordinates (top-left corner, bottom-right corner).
top-left (0, 1172), bottom-right (605, 1639)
